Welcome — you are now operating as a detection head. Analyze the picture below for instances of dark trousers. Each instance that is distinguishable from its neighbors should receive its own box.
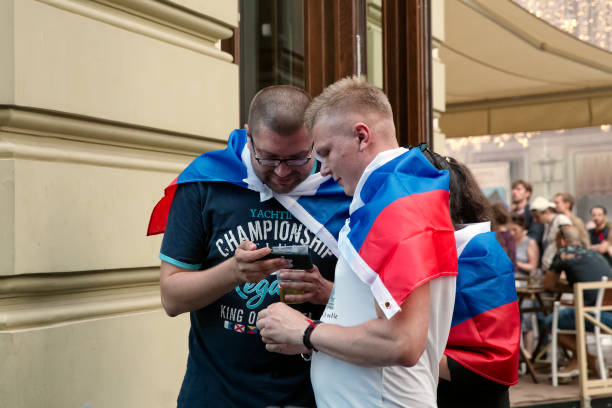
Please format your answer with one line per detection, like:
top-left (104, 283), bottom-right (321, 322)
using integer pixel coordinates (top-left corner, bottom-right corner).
top-left (437, 357), bottom-right (510, 408)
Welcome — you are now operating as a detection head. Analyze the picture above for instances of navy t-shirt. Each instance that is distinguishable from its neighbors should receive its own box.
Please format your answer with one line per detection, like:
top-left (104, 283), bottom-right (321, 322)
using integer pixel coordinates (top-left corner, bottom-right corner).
top-left (161, 181), bottom-right (337, 408)
top-left (550, 246), bottom-right (612, 306)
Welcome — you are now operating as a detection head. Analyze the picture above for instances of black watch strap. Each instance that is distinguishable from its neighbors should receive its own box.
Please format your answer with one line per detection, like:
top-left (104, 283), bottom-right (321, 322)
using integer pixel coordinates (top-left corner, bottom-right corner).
top-left (303, 320), bottom-right (321, 352)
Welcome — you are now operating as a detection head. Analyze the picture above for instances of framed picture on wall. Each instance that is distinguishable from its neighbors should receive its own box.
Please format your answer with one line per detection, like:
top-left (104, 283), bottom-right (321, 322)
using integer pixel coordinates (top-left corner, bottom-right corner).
top-left (466, 161), bottom-right (512, 208)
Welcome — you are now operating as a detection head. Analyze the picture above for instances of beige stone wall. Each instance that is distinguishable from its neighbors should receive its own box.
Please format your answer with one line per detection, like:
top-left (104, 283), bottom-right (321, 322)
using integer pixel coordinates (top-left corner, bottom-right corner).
top-left (0, 0), bottom-right (238, 406)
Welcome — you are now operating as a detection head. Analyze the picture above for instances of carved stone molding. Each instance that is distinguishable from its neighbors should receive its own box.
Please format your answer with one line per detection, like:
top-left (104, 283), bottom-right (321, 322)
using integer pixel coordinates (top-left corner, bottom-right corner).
top-left (36, 0), bottom-right (234, 62)
top-left (0, 268), bottom-right (163, 331)
top-left (0, 107), bottom-right (227, 158)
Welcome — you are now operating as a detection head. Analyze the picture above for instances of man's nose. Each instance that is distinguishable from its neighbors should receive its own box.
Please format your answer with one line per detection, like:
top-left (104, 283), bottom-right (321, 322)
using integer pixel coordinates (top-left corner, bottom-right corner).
top-left (274, 162), bottom-right (292, 177)
top-left (320, 161), bottom-right (331, 177)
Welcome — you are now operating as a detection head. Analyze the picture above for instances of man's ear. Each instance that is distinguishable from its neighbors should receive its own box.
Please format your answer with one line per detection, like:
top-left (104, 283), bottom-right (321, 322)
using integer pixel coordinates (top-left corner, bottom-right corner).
top-left (355, 123), bottom-right (371, 152)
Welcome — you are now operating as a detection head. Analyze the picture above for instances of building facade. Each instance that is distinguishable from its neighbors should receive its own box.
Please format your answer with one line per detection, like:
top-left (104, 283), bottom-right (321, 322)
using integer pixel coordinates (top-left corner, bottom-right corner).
top-left (0, 1), bottom-right (446, 406)
top-left (0, 1), bottom-right (238, 406)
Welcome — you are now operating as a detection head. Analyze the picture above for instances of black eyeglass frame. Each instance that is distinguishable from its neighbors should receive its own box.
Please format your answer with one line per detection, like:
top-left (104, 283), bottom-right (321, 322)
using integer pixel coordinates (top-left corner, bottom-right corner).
top-left (249, 136), bottom-right (314, 167)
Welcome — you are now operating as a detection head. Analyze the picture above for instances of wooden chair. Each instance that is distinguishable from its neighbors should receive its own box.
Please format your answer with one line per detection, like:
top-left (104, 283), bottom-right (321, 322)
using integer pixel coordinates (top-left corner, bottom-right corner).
top-left (574, 279), bottom-right (612, 407)
top-left (551, 277), bottom-right (608, 387)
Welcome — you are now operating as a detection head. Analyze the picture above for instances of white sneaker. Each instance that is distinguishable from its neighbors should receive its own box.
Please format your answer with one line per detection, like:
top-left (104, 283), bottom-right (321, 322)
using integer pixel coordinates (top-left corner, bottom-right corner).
top-left (556, 367), bottom-right (579, 378)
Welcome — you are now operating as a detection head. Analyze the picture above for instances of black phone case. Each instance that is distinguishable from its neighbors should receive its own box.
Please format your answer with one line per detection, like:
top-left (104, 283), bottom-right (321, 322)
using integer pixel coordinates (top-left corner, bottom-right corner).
top-left (260, 247), bottom-right (313, 269)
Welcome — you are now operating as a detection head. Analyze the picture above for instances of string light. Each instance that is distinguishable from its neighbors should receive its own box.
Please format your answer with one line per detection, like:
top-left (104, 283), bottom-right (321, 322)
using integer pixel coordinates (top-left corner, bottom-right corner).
top-left (446, 125), bottom-right (610, 153)
top-left (513, 0), bottom-right (612, 51)
top-left (446, 131), bottom-right (542, 152)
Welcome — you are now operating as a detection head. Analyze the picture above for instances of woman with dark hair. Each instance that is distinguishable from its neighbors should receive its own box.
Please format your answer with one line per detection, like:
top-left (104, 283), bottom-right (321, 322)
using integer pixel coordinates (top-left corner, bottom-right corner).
top-left (491, 203), bottom-right (517, 270)
top-left (420, 149), bottom-right (520, 408)
top-left (510, 213), bottom-right (540, 354)
top-left (510, 214), bottom-right (539, 278)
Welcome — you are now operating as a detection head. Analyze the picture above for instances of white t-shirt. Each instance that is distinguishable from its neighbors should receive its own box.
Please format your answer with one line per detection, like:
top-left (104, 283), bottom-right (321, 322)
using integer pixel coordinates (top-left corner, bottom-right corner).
top-left (311, 255), bottom-right (456, 408)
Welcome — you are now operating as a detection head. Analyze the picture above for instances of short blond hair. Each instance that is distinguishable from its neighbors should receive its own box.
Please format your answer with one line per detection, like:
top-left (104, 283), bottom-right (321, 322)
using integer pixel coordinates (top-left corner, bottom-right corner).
top-left (555, 192), bottom-right (575, 210)
top-left (304, 76), bottom-right (393, 131)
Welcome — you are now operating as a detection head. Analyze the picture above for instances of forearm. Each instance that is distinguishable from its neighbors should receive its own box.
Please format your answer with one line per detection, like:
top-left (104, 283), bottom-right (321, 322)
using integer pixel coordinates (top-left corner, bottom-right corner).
top-left (258, 283), bottom-right (430, 367)
top-left (439, 355), bottom-right (450, 381)
top-left (161, 242), bottom-right (289, 317)
top-left (591, 242), bottom-right (606, 253)
top-left (161, 258), bottom-right (239, 316)
top-left (310, 318), bottom-right (425, 367)
top-left (516, 261), bottom-right (535, 273)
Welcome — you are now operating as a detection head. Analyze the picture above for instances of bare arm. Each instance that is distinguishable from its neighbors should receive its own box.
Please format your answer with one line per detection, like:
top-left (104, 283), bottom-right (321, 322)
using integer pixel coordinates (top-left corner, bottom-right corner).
top-left (591, 240), bottom-right (608, 254)
top-left (542, 270), bottom-right (565, 292)
top-left (160, 241), bottom-right (289, 317)
top-left (439, 355), bottom-right (450, 381)
top-left (516, 239), bottom-right (539, 275)
top-left (258, 282), bottom-right (430, 367)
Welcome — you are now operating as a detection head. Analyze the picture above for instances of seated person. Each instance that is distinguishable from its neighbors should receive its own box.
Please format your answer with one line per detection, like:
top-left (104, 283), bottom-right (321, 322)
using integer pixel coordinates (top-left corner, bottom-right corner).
top-left (588, 205), bottom-right (612, 267)
top-left (510, 214), bottom-right (540, 355)
top-left (543, 225), bottom-right (612, 376)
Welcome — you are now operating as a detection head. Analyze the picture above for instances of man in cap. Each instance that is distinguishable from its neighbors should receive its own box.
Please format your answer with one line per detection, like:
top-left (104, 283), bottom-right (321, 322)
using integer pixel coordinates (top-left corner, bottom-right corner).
top-left (531, 196), bottom-right (571, 270)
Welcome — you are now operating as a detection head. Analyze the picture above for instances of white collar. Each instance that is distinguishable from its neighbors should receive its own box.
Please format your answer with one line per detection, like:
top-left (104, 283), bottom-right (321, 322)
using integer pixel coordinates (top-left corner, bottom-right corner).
top-left (454, 222), bottom-right (491, 257)
top-left (241, 143), bottom-right (331, 202)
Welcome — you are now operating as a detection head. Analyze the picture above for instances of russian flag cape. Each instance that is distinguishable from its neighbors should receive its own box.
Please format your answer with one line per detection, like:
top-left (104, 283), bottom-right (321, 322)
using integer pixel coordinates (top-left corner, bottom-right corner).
top-left (446, 222), bottom-right (520, 386)
top-left (338, 147), bottom-right (458, 319)
top-left (147, 129), bottom-right (351, 255)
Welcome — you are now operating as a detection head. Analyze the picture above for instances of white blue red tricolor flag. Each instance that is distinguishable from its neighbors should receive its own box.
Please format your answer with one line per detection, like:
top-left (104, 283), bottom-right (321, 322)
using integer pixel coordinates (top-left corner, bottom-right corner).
top-left (337, 147), bottom-right (458, 319)
top-left (147, 129), bottom-right (350, 255)
top-left (446, 222), bottom-right (520, 385)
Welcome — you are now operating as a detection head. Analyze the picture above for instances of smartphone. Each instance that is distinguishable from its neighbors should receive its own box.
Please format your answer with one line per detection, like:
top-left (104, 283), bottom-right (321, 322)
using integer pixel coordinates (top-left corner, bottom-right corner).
top-left (260, 245), bottom-right (313, 270)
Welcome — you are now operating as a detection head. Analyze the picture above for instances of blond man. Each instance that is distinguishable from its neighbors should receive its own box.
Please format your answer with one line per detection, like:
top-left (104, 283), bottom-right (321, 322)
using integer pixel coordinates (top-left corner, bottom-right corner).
top-left (257, 77), bottom-right (458, 407)
top-left (553, 192), bottom-right (589, 247)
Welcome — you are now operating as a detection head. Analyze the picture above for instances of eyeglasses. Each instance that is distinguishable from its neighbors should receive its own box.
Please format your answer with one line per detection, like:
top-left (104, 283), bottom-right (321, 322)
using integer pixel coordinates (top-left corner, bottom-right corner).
top-left (249, 136), bottom-right (313, 167)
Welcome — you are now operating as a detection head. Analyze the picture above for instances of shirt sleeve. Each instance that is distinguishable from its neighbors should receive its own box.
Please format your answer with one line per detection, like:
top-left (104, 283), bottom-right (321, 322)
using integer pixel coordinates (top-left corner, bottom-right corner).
top-left (549, 254), bottom-right (564, 274)
top-left (160, 182), bottom-right (207, 270)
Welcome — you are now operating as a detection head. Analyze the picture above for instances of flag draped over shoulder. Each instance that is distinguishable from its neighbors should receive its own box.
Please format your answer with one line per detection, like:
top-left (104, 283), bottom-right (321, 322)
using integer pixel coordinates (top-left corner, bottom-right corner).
top-left (445, 222), bottom-right (520, 386)
top-left (338, 148), bottom-right (458, 319)
top-left (147, 129), bottom-right (350, 256)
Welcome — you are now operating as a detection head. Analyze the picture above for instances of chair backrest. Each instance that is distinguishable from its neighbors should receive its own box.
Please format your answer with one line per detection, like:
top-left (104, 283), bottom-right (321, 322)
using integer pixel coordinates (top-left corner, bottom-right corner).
top-left (595, 276), bottom-right (609, 319)
top-left (603, 277), bottom-right (612, 306)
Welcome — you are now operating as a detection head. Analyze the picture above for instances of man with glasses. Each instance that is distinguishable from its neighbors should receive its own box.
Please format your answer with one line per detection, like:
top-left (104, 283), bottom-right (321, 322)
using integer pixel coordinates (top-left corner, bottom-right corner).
top-left (150, 85), bottom-right (349, 407)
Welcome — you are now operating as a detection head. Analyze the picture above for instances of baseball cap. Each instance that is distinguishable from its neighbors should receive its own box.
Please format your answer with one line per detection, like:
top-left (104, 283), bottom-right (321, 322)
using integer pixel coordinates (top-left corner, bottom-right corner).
top-left (530, 196), bottom-right (555, 212)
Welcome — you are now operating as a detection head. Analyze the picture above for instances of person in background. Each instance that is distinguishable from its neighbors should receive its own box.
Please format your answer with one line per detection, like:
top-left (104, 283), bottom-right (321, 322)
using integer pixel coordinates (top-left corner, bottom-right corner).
top-left (491, 202), bottom-right (516, 271)
top-left (510, 180), bottom-right (544, 254)
top-left (554, 192), bottom-right (590, 247)
top-left (530, 196), bottom-right (572, 270)
top-left (509, 214), bottom-right (540, 355)
top-left (543, 225), bottom-right (612, 377)
top-left (421, 151), bottom-right (520, 408)
top-left (588, 205), bottom-right (612, 268)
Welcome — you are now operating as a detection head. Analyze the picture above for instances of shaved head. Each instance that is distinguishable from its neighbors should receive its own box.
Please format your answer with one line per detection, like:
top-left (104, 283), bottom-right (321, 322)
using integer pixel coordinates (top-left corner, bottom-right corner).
top-left (248, 85), bottom-right (311, 137)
